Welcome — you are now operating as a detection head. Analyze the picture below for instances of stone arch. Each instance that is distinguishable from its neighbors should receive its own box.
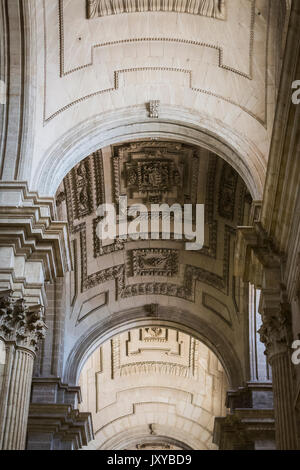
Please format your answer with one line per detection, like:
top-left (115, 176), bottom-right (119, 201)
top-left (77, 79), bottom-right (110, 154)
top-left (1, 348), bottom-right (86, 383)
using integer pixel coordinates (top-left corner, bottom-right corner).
top-left (63, 305), bottom-right (244, 389)
top-left (35, 105), bottom-right (264, 199)
top-left (97, 420), bottom-right (209, 450)
top-left (101, 430), bottom-right (193, 450)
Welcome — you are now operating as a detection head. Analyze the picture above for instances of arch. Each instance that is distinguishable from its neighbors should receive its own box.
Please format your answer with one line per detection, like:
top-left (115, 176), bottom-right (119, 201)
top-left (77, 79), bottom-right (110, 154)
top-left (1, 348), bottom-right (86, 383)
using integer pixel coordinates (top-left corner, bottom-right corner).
top-left (98, 422), bottom-right (206, 451)
top-left (102, 431), bottom-right (193, 451)
top-left (63, 305), bottom-right (244, 390)
top-left (35, 105), bottom-right (265, 199)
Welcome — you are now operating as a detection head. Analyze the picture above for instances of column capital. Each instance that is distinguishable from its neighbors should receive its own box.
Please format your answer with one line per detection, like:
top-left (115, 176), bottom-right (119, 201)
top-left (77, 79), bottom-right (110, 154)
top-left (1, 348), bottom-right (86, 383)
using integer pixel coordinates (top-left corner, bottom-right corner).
top-left (0, 290), bottom-right (47, 354)
top-left (259, 295), bottom-right (292, 362)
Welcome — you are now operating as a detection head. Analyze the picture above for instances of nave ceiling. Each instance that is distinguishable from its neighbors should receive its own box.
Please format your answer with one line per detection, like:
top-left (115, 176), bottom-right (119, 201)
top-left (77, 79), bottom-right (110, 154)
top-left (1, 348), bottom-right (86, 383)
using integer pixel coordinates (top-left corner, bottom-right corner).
top-left (0, 0), bottom-right (299, 453)
top-left (78, 327), bottom-right (228, 450)
top-left (0, 0), bottom-right (291, 199)
top-left (54, 140), bottom-right (252, 388)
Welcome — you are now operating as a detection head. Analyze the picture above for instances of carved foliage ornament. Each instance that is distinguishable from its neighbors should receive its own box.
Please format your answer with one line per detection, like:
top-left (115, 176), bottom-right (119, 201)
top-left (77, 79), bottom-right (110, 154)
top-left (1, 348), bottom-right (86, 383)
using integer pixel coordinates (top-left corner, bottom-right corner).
top-left (87, 0), bottom-right (225, 19)
top-left (0, 291), bottom-right (47, 353)
top-left (258, 304), bottom-right (292, 361)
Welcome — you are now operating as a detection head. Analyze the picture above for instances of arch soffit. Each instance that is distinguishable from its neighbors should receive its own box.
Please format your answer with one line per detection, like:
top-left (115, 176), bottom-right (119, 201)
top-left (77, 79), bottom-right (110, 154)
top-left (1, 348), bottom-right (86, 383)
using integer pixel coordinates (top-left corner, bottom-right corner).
top-left (64, 305), bottom-right (244, 390)
top-left (102, 432), bottom-right (194, 451)
top-left (35, 106), bottom-right (265, 199)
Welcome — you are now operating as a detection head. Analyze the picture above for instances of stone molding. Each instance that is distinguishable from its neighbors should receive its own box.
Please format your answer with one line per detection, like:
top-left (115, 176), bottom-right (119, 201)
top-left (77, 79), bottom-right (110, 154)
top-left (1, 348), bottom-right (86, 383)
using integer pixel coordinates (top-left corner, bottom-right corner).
top-left (0, 183), bottom-right (71, 278)
top-left (27, 403), bottom-right (94, 450)
top-left (0, 182), bottom-right (71, 305)
top-left (235, 221), bottom-right (282, 287)
top-left (226, 382), bottom-right (273, 412)
top-left (87, 0), bottom-right (226, 20)
top-left (101, 425), bottom-right (194, 450)
top-left (27, 377), bottom-right (94, 450)
top-left (31, 377), bottom-right (83, 405)
top-left (63, 305), bottom-right (244, 388)
top-left (213, 408), bottom-right (275, 450)
top-left (36, 106), bottom-right (264, 200)
top-left (49, 1), bottom-right (263, 125)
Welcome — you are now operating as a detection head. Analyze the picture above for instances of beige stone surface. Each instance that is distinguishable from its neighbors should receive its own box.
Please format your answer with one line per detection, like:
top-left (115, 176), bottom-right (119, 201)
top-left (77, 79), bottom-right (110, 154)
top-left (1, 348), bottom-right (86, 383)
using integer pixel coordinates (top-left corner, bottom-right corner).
top-left (0, 0), bottom-right (299, 452)
top-left (56, 141), bottom-right (251, 390)
top-left (79, 328), bottom-right (228, 449)
top-left (0, 0), bottom-right (289, 201)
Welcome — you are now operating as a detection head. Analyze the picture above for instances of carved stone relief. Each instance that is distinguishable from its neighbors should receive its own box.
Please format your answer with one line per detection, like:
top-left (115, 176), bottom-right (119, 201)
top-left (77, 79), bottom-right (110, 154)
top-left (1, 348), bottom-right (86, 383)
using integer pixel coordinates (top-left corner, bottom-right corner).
top-left (111, 328), bottom-right (198, 379)
top-left (63, 150), bottom-right (105, 231)
top-left (87, 0), bottom-right (226, 19)
top-left (56, 143), bottom-right (249, 333)
top-left (148, 100), bottom-right (160, 119)
top-left (218, 162), bottom-right (238, 221)
top-left (129, 249), bottom-right (179, 277)
top-left (144, 327), bottom-right (165, 340)
top-left (112, 141), bottom-right (199, 206)
top-left (72, 161), bottom-right (93, 219)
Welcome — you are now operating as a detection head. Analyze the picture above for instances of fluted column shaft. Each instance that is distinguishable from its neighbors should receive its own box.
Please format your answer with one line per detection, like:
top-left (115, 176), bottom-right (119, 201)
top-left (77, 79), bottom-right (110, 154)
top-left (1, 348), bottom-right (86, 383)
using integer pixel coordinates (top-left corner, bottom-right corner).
top-left (0, 291), bottom-right (46, 450)
top-left (269, 351), bottom-right (298, 449)
top-left (0, 344), bottom-right (34, 449)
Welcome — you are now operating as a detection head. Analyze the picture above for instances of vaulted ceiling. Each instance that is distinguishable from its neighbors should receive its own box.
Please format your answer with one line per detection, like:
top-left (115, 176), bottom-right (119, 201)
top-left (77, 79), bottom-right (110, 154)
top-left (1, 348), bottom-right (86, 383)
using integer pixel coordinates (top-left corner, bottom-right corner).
top-left (78, 327), bottom-right (228, 450)
top-left (3, 0), bottom-right (290, 199)
top-left (56, 140), bottom-right (251, 389)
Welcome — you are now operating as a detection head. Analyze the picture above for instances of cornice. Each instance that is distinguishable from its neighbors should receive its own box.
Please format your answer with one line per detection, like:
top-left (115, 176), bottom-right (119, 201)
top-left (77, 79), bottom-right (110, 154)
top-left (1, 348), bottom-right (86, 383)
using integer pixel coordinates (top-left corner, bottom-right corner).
top-left (0, 182), bottom-right (72, 279)
top-left (261, 1), bottom-right (300, 242)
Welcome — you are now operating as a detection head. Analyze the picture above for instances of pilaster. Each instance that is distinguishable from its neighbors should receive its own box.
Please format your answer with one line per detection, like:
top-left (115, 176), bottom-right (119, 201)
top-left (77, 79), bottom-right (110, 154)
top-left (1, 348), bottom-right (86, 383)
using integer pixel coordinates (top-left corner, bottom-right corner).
top-left (0, 290), bottom-right (46, 449)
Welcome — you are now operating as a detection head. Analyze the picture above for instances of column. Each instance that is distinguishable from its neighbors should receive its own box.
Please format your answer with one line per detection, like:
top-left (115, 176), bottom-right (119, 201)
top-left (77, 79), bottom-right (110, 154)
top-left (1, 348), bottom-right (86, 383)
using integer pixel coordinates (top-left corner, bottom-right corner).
top-left (259, 290), bottom-right (298, 450)
top-left (0, 290), bottom-right (46, 450)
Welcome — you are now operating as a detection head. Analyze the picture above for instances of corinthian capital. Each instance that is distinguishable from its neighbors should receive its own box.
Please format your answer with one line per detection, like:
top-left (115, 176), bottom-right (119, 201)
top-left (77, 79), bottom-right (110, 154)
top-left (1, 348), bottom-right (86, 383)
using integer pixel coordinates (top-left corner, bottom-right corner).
top-left (259, 301), bottom-right (292, 362)
top-left (0, 290), bottom-right (47, 353)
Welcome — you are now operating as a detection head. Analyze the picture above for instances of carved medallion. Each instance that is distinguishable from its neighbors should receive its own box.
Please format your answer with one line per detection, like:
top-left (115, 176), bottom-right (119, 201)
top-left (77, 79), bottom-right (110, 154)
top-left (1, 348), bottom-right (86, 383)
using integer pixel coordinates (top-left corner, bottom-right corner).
top-left (130, 249), bottom-right (179, 277)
